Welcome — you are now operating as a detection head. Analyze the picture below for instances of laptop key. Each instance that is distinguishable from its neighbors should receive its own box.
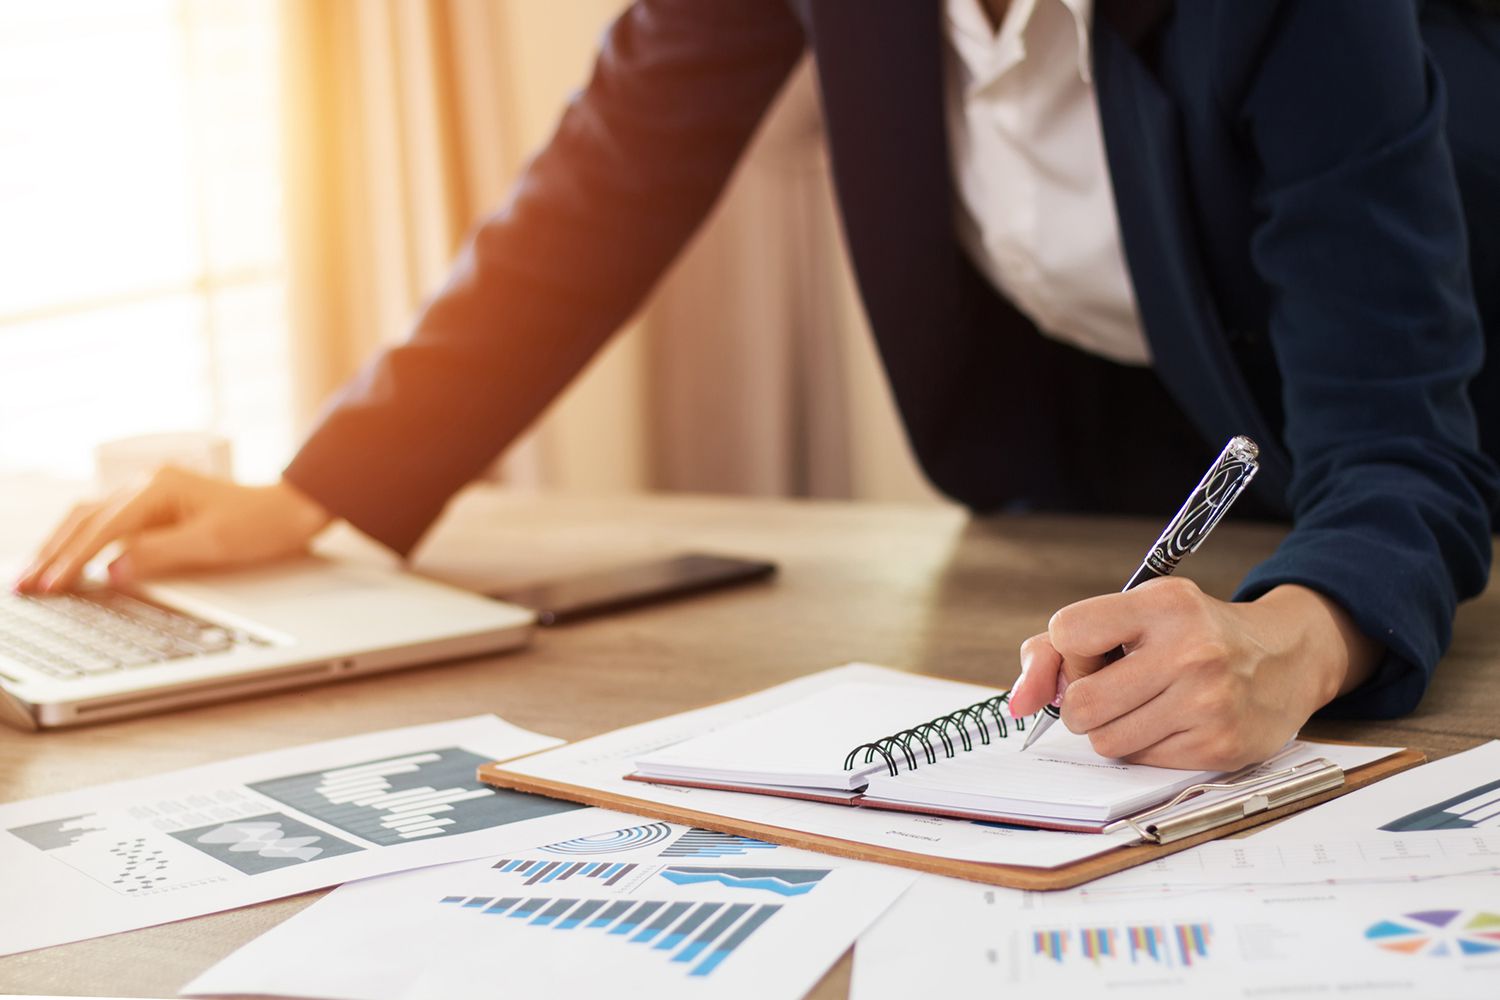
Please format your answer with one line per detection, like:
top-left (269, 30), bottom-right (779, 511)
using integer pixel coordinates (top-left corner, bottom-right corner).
top-left (192, 627), bottom-right (235, 652)
top-left (0, 590), bottom-right (259, 681)
top-left (71, 655), bottom-right (119, 674)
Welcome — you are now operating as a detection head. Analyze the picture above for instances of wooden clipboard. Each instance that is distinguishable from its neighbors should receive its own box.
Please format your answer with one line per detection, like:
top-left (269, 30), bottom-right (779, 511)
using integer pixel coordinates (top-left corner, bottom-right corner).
top-left (478, 746), bottom-right (1426, 891)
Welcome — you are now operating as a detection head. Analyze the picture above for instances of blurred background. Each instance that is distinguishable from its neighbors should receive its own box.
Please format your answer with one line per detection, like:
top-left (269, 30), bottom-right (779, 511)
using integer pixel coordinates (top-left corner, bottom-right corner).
top-left (0, 0), bottom-right (946, 506)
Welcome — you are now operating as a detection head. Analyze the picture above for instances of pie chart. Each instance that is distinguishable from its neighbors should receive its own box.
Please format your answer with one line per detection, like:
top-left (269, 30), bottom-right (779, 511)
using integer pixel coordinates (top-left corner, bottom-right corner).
top-left (1364, 910), bottom-right (1500, 957)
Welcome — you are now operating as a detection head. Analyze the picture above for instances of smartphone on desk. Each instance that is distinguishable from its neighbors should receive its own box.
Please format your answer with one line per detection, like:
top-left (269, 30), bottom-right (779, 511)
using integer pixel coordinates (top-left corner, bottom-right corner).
top-left (490, 553), bottom-right (777, 625)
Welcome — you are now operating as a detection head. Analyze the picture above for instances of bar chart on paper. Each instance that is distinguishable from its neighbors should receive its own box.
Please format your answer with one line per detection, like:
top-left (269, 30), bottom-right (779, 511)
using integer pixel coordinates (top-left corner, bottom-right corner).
top-left (439, 893), bottom-right (783, 977)
top-left (489, 855), bottom-right (831, 896)
top-left (491, 858), bottom-right (644, 888)
top-left (1028, 921), bottom-right (1213, 971)
top-left (658, 828), bottom-right (780, 858)
top-left (1380, 779), bottom-right (1500, 832)
top-left (247, 748), bottom-right (583, 845)
top-left (180, 816), bottom-right (919, 1000)
top-left (435, 843), bottom-right (837, 981)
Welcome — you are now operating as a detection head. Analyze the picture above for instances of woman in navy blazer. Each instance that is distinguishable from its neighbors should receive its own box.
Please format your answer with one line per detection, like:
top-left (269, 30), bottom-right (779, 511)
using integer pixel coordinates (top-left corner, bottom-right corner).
top-left (21, 0), bottom-right (1500, 769)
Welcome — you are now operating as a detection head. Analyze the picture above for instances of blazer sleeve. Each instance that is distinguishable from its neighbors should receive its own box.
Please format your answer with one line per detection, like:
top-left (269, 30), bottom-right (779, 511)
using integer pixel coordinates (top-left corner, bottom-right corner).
top-left (1222, 1), bottom-right (1498, 716)
top-left (282, 0), bottom-right (805, 555)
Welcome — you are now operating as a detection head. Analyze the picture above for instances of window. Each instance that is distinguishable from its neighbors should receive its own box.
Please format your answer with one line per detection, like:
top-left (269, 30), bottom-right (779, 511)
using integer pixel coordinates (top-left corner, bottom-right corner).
top-left (0, 0), bottom-right (292, 482)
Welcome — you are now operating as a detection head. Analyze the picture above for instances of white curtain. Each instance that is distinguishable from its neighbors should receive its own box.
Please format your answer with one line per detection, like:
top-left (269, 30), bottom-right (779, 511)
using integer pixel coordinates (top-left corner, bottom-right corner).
top-left (280, 0), bottom-right (947, 506)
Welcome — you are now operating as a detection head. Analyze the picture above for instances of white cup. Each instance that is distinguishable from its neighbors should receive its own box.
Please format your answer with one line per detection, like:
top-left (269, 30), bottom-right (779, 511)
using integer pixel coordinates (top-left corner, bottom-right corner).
top-left (94, 432), bottom-right (234, 495)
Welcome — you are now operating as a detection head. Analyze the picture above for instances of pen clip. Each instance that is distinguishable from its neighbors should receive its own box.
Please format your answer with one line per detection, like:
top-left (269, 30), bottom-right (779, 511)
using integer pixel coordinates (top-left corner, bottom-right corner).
top-left (1122, 758), bottom-right (1344, 845)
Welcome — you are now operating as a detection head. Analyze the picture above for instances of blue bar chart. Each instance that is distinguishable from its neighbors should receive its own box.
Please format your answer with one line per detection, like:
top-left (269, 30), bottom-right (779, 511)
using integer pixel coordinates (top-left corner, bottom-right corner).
top-left (439, 893), bottom-right (784, 977)
top-left (658, 828), bottom-right (780, 858)
top-left (491, 858), bottom-right (639, 887)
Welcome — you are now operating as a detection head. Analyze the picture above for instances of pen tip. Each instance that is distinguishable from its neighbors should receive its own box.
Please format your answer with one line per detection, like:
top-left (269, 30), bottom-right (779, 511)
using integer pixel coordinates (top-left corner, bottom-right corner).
top-left (1020, 710), bottom-right (1058, 752)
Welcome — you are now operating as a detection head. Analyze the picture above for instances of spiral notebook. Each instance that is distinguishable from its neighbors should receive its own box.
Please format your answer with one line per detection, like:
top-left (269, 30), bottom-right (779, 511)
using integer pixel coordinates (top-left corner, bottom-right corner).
top-left (479, 664), bottom-right (1420, 889)
top-left (629, 680), bottom-right (1361, 833)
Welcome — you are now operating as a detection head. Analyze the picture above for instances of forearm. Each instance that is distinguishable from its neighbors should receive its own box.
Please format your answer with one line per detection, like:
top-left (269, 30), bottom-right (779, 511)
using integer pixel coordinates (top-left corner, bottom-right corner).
top-left (1232, 0), bottom-right (1497, 716)
top-left (1243, 584), bottom-right (1381, 708)
top-left (285, 0), bottom-right (805, 554)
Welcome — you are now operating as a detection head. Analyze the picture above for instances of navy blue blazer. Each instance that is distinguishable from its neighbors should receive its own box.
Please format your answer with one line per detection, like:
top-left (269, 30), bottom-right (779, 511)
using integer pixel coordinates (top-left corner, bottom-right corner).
top-left (285, 0), bottom-right (1500, 719)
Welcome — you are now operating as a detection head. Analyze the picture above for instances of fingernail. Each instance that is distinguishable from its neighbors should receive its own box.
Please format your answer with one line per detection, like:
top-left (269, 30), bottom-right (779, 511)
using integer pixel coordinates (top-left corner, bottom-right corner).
top-left (108, 556), bottom-right (134, 587)
top-left (39, 571), bottom-right (62, 593)
top-left (1008, 682), bottom-right (1026, 720)
top-left (1050, 673), bottom-right (1068, 708)
top-left (1009, 648), bottom-right (1035, 718)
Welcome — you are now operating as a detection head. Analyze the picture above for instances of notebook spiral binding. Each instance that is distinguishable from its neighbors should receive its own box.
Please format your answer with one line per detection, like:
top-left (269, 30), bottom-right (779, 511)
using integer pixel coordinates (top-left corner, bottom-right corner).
top-left (843, 691), bottom-right (1038, 777)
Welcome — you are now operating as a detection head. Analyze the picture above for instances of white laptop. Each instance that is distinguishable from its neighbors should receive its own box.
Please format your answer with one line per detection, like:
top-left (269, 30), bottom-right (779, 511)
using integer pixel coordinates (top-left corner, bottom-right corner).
top-left (0, 557), bottom-right (534, 730)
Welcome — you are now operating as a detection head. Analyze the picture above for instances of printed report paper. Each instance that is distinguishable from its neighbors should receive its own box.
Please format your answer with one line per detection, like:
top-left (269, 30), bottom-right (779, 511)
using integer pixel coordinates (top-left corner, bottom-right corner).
top-left (184, 816), bottom-right (916, 1000)
top-left (852, 831), bottom-right (1500, 1000)
top-left (0, 715), bottom-right (620, 957)
top-left (1247, 739), bottom-right (1500, 841)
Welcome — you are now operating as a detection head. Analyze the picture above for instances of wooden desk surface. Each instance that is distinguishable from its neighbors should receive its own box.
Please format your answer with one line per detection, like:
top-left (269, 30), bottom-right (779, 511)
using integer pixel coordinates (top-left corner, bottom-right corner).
top-left (1, 486), bottom-right (1496, 998)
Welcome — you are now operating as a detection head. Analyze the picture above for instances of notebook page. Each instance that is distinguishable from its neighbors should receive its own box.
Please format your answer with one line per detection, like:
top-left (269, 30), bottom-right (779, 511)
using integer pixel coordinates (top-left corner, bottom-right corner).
top-left (633, 678), bottom-right (1002, 790)
top-left (861, 726), bottom-right (1218, 822)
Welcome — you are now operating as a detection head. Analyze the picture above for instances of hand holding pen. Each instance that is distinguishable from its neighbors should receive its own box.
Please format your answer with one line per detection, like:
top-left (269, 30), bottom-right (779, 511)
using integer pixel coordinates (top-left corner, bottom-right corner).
top-left (1015, 436), bottom-right (1260, 750)
top-left (1003, 435), bottom-right (1377, 772)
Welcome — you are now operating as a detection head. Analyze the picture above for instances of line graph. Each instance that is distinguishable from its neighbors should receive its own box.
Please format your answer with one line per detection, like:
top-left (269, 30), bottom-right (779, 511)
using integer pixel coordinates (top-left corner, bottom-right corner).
top-left (656, 866), bottom-right (829, 897)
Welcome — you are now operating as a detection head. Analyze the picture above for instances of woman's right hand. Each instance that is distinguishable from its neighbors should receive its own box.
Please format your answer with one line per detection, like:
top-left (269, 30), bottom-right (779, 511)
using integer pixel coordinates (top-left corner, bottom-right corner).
top-left (13, 468), bottom-right (332, 594)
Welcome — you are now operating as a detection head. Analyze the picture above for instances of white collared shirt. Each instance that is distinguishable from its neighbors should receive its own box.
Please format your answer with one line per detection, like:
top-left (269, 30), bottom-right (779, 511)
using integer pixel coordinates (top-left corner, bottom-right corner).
top-left (942, 0), bottom-right (1150, 366)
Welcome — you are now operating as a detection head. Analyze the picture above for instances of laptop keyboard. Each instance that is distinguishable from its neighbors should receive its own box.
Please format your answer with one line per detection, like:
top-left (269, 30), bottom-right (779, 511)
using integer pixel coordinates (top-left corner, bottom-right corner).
top-left (0, 590), bottom-right (266, 681)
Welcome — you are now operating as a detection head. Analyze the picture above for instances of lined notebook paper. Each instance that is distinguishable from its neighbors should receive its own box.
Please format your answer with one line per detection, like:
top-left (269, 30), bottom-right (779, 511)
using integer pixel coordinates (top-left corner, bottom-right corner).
top-left (632, 676), bottom-right (1228, 827)
top-left (860, 731), bottom-right (1214, 823)
top-left (635, 681), bottom-right (999, 791)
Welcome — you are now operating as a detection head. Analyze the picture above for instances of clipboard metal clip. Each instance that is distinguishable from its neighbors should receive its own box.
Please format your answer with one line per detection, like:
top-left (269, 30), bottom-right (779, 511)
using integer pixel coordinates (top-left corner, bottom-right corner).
top-left (1124, 758), bottom-right (1345, 845)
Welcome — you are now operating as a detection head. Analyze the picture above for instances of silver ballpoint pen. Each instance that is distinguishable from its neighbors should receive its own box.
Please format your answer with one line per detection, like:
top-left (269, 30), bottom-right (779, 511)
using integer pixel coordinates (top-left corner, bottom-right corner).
top-left (1019, 435), bottom-right (1262, 752)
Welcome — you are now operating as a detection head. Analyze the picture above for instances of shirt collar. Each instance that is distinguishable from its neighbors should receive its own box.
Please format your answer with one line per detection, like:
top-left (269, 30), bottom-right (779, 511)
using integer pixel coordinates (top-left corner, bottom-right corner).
top-left (1058, 0), bottom-right (1095, 82)
top-left (945, 0), bottom-right (1094, 86)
